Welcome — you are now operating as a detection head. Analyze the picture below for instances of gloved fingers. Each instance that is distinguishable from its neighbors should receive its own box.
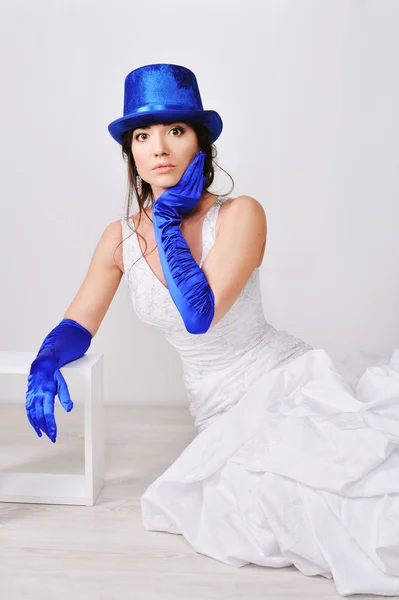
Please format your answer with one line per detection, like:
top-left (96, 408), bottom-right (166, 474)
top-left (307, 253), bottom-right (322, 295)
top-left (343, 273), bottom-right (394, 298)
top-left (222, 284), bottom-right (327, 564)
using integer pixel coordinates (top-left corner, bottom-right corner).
top-left (54, 369), bottom-right (73, 412)
top-left (42, 391), bottom-right (58, 443)
top-left (195, 175), bottom-right (207, 198)
top-left (25, 378), bottom-right (43, 437)
top-left (180, 152), bottom-right (205, 195)
top-left (174, 152), bottom-right (203, 194)
top-left (183, 151), bottom-right (203, 178)
top-left (35, 393), bottom-right (56, 442)
top-left (25, 402), bottom-right (43, 437)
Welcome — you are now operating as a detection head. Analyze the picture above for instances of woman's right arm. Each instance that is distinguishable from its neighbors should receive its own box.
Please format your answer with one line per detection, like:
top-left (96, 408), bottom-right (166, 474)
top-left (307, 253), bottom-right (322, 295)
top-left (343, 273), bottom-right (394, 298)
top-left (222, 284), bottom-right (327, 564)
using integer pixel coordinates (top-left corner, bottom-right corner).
top-left (26, 220), bottom-right (124, 442)
top-left (63, 219), bottom-right (124, 337)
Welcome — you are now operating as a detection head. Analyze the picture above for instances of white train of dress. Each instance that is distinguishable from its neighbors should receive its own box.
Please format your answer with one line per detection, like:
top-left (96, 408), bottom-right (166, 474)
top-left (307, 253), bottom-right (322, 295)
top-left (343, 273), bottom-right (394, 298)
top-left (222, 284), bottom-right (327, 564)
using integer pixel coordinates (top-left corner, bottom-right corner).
top-left (120, 196), bottom-right (399, 597)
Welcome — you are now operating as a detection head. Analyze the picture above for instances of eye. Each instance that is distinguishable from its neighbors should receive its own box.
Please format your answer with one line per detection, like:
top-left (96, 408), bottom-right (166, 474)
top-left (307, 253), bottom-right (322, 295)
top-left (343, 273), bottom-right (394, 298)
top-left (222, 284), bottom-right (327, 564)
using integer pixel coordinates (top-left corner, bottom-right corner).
top-left (170, 126), bottom-right (185, 135)
top-left (134, 126), bottom-right (184, 141)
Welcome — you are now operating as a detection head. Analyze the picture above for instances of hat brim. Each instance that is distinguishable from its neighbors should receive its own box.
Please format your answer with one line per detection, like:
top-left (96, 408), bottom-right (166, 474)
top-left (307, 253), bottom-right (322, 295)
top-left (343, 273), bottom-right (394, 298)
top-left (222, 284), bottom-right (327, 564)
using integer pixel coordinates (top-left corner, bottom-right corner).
top-left (108, 109), bottom-right (223, 145)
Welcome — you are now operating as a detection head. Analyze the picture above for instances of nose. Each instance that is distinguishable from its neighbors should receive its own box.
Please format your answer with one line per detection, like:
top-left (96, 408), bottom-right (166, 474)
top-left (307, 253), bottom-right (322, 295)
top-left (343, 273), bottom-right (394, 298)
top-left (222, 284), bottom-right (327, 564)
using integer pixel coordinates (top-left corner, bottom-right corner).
top-left (152, 131), bottom-right (170, 157)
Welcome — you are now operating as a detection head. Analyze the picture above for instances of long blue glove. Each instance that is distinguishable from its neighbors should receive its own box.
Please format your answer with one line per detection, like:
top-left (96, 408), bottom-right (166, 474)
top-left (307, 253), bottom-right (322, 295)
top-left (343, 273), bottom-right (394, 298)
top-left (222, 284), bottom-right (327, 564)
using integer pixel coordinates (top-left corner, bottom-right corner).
top-left (25, 318), bottom-right (92, 443)
top-left (152, 151), bottom-right (215, 334)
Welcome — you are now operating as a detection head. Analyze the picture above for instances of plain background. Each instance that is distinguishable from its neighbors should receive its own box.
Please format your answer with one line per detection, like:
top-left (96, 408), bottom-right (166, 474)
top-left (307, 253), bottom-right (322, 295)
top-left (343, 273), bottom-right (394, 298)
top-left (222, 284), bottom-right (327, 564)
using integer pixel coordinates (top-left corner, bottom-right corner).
top-left (0, 0), bottom-right (398, 407)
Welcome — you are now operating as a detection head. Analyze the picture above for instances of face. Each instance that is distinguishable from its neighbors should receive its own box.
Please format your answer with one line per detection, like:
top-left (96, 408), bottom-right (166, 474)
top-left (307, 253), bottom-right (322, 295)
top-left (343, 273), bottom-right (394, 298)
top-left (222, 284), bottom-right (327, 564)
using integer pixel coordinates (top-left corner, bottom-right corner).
top-left (131, 122), bottom-right (200, 200)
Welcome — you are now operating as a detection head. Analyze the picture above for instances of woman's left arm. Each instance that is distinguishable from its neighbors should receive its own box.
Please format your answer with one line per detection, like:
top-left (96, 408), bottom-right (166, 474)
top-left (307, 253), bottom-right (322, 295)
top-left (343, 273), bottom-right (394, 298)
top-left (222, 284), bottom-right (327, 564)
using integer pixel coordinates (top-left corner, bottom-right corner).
top-left (201, 195), bottom-right (267, 329)
top-left (152, 152), bottom-right (266, 334)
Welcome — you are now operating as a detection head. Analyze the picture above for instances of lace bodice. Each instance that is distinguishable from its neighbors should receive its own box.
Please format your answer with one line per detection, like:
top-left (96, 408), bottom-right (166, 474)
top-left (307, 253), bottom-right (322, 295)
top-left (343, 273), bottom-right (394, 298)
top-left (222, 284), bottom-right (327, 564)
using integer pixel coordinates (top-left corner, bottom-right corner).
top-left (121, 196), bottom-right (313, 431)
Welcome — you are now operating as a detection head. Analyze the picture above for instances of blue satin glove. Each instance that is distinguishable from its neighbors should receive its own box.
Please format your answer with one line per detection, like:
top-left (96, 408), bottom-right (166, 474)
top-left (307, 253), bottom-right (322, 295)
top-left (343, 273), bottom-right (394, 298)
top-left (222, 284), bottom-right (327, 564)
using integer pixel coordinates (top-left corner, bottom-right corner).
top-left (152, 151), bottom-right (215, 334)
top-left (25, 318), bottom-right (92, 443)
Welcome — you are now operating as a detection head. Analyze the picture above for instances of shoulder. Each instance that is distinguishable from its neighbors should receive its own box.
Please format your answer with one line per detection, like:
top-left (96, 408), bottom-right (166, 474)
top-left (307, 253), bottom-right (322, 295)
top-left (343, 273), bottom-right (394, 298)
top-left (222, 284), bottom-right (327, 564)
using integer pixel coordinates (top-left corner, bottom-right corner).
top-left (97, 219), bottom-right (126, 274)
top-left (221, 194), bottom-right (266, 215)
top-left (103, 218), bottom-right (125, 244)
top-left (217, 195), bottom-right (267, 235)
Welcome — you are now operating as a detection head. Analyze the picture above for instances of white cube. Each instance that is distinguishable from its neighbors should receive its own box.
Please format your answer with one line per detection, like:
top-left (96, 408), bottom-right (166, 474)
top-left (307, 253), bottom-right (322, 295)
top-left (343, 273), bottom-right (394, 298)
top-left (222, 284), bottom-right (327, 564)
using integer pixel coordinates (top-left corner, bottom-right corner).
top-left (0, 351), bottom-right (104, 506)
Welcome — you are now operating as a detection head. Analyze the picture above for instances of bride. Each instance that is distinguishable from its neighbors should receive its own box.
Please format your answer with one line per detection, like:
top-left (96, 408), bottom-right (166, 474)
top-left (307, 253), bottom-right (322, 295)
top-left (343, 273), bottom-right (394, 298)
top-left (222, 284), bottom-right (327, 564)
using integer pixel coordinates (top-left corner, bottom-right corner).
top-left (25, 63), bottom-right (399, 597)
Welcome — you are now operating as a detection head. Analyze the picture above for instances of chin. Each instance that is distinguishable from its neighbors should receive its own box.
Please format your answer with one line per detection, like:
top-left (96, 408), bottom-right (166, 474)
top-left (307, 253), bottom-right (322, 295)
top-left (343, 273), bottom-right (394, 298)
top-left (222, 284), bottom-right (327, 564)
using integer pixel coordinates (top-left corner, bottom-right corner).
top-left (153, 174), bottom-right (180, 186)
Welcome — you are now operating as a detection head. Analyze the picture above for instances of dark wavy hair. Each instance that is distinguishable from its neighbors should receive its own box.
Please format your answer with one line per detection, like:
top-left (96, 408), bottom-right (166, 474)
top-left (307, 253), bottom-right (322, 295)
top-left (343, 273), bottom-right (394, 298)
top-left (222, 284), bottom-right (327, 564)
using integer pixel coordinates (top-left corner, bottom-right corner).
top-left (113, 120), bottom-right (234, 272)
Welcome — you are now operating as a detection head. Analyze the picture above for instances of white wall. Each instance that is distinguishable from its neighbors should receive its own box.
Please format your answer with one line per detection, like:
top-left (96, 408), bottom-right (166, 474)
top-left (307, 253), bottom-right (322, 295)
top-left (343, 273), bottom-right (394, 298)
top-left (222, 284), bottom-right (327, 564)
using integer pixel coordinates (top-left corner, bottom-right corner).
top-left (1, 0), bottom-right (398, 406)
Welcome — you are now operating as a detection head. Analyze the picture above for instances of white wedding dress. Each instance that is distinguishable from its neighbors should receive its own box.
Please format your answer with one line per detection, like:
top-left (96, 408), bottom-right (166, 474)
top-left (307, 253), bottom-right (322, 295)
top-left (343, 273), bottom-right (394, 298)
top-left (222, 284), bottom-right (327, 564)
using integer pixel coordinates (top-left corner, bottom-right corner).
top-left (120, 196), bottom-right (399, 597)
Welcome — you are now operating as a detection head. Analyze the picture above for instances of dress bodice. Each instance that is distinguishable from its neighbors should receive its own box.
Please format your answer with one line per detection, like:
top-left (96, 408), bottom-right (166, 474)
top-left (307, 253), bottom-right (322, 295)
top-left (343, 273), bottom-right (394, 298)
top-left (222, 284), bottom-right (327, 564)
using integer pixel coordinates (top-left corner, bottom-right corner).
top-left (121, 196), bottom-right (313, 431)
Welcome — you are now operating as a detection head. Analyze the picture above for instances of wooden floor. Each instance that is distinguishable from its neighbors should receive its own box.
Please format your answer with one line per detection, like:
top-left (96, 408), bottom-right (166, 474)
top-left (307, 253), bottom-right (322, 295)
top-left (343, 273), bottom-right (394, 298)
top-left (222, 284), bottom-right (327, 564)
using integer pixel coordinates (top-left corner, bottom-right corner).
top-left (0, 403), bottom-right (395, 600)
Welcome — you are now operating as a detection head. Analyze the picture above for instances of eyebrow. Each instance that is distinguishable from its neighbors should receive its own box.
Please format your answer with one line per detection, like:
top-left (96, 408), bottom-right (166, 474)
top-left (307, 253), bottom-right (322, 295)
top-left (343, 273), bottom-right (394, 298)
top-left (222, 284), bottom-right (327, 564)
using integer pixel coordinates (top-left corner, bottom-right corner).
top-left (136, 122), bottom-right (183, 131)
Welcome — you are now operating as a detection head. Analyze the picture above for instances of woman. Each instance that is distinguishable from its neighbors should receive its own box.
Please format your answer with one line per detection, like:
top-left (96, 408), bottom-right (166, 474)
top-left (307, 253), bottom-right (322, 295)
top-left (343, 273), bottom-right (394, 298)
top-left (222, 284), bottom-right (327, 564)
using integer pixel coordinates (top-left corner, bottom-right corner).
top-left (25, 64), bottom-right (399, 596)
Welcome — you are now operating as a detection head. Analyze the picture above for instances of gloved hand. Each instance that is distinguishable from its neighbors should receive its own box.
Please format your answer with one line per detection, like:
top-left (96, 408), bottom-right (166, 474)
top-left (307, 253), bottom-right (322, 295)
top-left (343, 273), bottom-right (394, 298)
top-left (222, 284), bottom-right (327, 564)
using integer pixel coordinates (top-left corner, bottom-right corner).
top-left (154, 151), bottom-right (207, 215)
top-left (25, 318), bottom-right (92, 443)
top-left (152, 151), bottom-right (215, 334)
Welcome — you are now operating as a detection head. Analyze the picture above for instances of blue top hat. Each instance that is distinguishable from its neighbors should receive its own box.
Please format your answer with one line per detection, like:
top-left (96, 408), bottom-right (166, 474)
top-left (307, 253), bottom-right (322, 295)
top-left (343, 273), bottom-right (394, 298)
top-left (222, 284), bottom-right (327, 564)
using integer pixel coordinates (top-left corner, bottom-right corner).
top-left (108, 63), bottom-right (223, 145)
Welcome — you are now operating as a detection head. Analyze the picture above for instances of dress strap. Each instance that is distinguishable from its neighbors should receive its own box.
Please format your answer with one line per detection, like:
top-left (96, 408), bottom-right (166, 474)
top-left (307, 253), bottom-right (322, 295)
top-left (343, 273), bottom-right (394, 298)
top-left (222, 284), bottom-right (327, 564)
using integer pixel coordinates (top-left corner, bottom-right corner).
top-left (200, 196), bottom-right (229, 267)
top-left (120, 216), bottom-right (141, 282)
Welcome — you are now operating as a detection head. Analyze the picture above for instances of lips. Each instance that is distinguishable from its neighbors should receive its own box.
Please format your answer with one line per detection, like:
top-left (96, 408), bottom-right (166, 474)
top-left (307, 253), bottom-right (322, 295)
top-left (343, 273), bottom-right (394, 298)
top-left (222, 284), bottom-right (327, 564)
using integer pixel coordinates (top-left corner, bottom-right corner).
top-left (153, 165), bottom-right (175, 173)
top-left (153, 164), bottom-right (175, 170)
